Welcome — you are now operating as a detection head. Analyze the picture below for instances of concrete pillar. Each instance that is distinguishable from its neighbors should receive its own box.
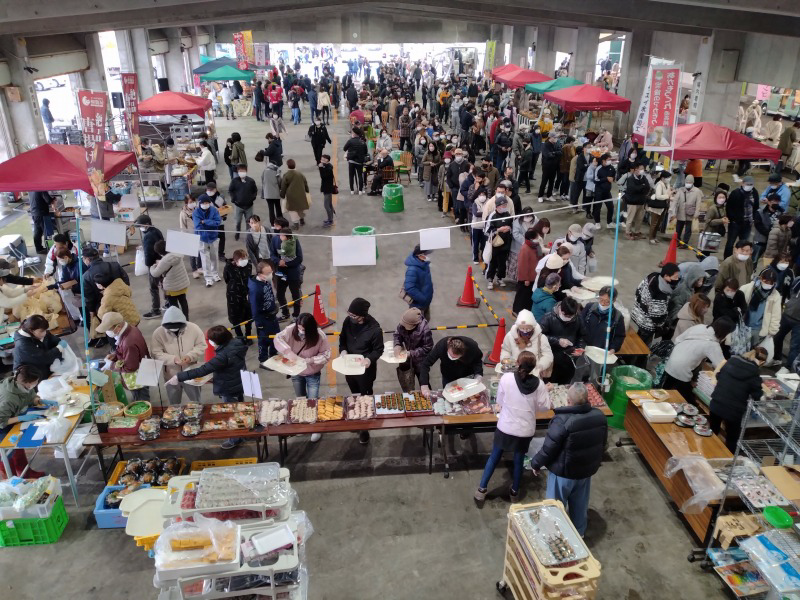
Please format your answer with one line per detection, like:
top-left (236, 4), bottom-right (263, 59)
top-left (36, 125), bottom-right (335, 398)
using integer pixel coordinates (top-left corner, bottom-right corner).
top-left (164, 28), bottom-right (187, 92)
top-left (510, 25), bottom-right (533, 68)
top-left (698, 31), bottom-right (744, 131)
top-left (533, 26), bottom-right (557, 78)
top-left (573, 27), bottom-right (600, 85)
top-left (188, 28), bottom-right (202, 73)
top-left (0, 35), bottom-right (47, 151)
top-left (206, 26), bottom-right (217, 59)
top-left (118, 29), bottom-right (156, 100)
top-left (613, 30), bottom-right (653, 139)
top-left (82, 33), bottom-right (107, 93)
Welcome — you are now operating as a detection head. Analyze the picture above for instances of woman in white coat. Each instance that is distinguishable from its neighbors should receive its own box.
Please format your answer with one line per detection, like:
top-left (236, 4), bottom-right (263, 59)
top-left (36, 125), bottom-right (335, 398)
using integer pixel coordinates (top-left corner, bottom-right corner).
top-left (195, 142), bottom-right (217, 185)
top-left (500, 309), bottom-right (554, 378)
top-left (740, 269), bottom-right (782, 349)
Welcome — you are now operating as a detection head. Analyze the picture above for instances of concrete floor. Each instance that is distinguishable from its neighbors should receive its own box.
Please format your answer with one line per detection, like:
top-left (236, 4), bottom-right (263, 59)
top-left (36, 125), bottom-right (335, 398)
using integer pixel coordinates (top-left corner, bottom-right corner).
top-left (0, 101), bottom-right (766, 599)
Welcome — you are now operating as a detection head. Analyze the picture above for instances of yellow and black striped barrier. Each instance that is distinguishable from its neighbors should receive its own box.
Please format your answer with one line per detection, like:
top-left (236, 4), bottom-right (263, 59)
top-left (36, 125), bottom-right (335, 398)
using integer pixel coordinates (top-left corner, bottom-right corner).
top-left (469, 275), bottom-right (502, 322)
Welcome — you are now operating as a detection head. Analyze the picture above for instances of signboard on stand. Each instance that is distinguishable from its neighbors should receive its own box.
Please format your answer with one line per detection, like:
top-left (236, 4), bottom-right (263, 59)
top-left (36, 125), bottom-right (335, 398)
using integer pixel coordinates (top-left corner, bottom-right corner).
top-left (120, 73), bottom-right (140, 154)
top-left (77, 90), bottom-right (108, 198)
top-left (633, 57), bottom-right (675, 140)
top-left (643, 66), bottom-right (681, 152)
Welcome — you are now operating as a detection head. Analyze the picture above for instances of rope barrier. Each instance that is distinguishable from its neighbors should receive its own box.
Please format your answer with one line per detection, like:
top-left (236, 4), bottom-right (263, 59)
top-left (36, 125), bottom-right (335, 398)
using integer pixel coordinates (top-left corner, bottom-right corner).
top-left (248, 321), bottom-right (501, 339)
top-left (229, 289), bottom-right (318, 330)
top-left (469, 275), bottom-right (501, 322)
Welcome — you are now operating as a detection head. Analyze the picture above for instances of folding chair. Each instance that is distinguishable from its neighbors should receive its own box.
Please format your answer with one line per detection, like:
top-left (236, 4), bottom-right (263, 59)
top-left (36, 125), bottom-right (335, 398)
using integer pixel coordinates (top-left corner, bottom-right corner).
top-left (395, 151), bottom-right (413, 185)
top-left (391, 130), bottom-right (400, 148)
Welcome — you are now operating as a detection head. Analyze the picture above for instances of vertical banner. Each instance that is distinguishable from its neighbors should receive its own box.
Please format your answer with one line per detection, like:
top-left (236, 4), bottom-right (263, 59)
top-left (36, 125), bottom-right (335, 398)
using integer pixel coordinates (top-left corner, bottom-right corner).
top-left (756, 84), bottom-right (772, 102)
top-left (120, 73), bottom-right (140, 154)
top-left (643, 66), bottom-right (681, 152)
top-left (78, 90), bottom-right (109, 198)
top-left (242, 30), bottom-right (254, 65)
top-left (484, 40), bottom-right (497, 72)
top-left (233, 32), bottom-right (247, 69)
top-left (254, 44), bottom-right (267, 67)
top-left (633, 57), bottom-right (675, 141)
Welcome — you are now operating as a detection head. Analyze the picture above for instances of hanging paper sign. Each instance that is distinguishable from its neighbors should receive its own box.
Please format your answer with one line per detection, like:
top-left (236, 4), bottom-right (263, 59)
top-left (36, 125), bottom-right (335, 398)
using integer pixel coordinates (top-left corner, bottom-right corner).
top-left (756, 84), bottom-right (772, 102)
top-left (332, 236), bottom-right (377, 267)
top-left (254, 44), bottom-right (267, 67)
top-left (643, 66), bottom-right (681, 152)
top-left (419, 228), bottom-right (451, 251)
top-left (78, 90), bottom-right (108, 198)
top-left (233, 32), bottom-right (247, 70)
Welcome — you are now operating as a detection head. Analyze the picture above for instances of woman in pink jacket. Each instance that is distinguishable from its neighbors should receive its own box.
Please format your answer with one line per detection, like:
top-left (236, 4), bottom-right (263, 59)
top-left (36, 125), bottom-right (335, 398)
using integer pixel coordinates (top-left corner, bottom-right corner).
top-left (273, 313), bottom-right (331, 442)
top-left (474, 351), bottom-right (552, 505)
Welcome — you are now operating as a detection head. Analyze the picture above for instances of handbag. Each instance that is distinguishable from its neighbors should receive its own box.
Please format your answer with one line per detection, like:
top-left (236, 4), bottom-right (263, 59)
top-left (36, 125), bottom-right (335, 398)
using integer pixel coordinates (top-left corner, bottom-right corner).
top-left (399, 288), bottom-right (413, 305)
top-left (491, 234), bottom-right (505, 248)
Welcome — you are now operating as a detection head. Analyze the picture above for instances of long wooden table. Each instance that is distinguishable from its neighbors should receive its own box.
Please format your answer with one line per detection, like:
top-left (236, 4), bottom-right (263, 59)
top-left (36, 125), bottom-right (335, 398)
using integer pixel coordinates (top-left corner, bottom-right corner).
top-left (617, 329), bottom-right (651, 368)
top-left (624, 390), bottom-right (732, 541)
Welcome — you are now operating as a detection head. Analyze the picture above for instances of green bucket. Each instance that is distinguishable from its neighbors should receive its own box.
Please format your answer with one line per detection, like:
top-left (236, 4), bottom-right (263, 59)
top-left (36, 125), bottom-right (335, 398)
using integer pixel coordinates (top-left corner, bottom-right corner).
top-left (604, 365), bottom-right (653, 430)
top-left (352, 225), bottom-right (378, 259)
top-left (382, 183), bottom-right (404, 213)
top-left (367, 140), bottom-right (375, 155)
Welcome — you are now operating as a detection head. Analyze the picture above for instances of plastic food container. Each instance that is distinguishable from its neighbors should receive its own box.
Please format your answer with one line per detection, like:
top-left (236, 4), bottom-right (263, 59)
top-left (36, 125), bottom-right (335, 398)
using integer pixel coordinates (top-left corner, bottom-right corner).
top-left (764, 506), bottom-right (794, 529)
top-left (642, 402), bottom-right (678, 423)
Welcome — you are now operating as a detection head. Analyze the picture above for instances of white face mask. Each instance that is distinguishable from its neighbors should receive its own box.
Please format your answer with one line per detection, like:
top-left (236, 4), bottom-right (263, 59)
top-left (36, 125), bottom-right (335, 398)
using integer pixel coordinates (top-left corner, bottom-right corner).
top-left (446, 351), bottom-right (460, 361)
top-left (187, 202), bottom-right (197, 209)
top-left (455, 156), bottom-right (464, 163)
top-left (138, 227), bottom-right (147, 233)
top-left (777, 263), bottom-right (790, 271)
top-left (238, 172), bottom-right (247, 179)
top-left (200, 203), bottom-right (211, 210)
top-left (523, 217), bottom-right (534, 224)
top-left (57, 259), bottom-right (68, 266)
top-left (444, 158), bottom-right (451, 164)
top-left (208, 340), bottom-right (218, 349)
top-left (237, 259), bottom-right (248, 267)
top-left (716, 198), bottom-right (726, 205)
top-left (724, 290), bottom-right (736, 298)
top-left (736, 253), bottom-right (750, 262)
top-left (685, 183), bottom-right (693, 189)
top-left (761, 282), bottom-right (774, 290)
top-left (743, 185), bottom-right (754, 192)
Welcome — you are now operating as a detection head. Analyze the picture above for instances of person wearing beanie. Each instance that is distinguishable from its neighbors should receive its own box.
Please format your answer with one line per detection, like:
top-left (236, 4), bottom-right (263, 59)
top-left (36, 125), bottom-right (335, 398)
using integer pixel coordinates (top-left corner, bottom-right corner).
top-left (402, 246), bottom-right (434, 321)
top-left (672, 174), bottom-right (703, 246)
top-left (340, 298), bottom-right (384, 443)
top-left (392, 308), bottom-right (434, 393)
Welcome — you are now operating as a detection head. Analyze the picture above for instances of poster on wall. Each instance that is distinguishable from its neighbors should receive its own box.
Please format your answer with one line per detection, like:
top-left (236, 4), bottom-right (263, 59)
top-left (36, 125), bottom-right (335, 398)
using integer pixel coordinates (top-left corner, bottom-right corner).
top-left (756, 84), bottom-right (772, 102)
top-left (484, 40), bottom-right (497, 73)
top-left (78, 90), bottom-right (108, 198)
top-left (233, 32), bottom-right (247, 70)
top-left (643, 66), bottom-right (681, 152)
top-left (120, 73), bottom-right (140, 155)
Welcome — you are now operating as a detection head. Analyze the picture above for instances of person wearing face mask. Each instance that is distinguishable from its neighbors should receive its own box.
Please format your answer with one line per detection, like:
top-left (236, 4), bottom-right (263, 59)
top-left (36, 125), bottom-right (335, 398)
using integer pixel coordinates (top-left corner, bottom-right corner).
top-left (672, 292), bottom-right (711, 340)
top-left (80, 246), bottom-right (129, 347)
top-left (484, 197), bottom-right (514, 290)
top-left (307, 118), bottom-right (332, 165)
top-left (193, 193), bottom-right (222, 288)
top-left (343, 127), bottom-right (368, 195)
top-left (274, 313), bottom-right (331, 442)
top-left (474, 351), bottom-right (552, 505)
top-left (150, 306), bottom-right (207, 405)
top-left (419, 336), bottom-right (484, 399)
top-left (180, 193), bottom-right (203, 279)
top-left (317, 154), bottom-right (336, 227)
top-left (537, 132), bottom-right (561, 203)
top-left (764, 214), bottom-right (794, 266)
top-left (171, 326), bottom-right (248, 449)
top-left (248, 260), bottom-right (280, 363)
top-left (580, 286), bottom-right (627, 352)
top-left (45, 248), bottom-right (81, 320)
top-left (133, 215), bottom-right (165, 320)
top-left (376, 127), bottom-right (393, 155)
top-left (767, 251), bottom-right (796, 303)
top-left (223, 249), bottom-right (253, 344)
top-left (663, 317), bottom-right (734, 404)
top-left (397, 108), bottom-right (412, 152)
top-left (96, 311), bottom-right (151, 402)
top-left (761, 172), bottom-right (790, 212)
top-left (623, 163), bottom-right (652, 239)
top-left (421, 142), bottom-right (441, 202)
top-left (741, 269), bottom-right (782, 349)
top-left (259, 160), bottom-right (284, 226)
top-left (197, 182), bottom-right (228, 262)
top-left (500, 310), bottom-right (553, 377)
top-left (12, 315), bottom-right (65, 379)
top-left (671, 174), bottom-right (703, 246)
top-left (539, 297), bottom-right (585, 384)
top-left (557, 136), bottom-right (576, 201)
top-left (710, 347), bottom-right (769, 452)
top-left (94, 270), bottom-right (140, 331)
top-left (228, 164), bottom-right (258, 241)
top-left (592, 153), bottom-right (617, 228)
top-left (446, 149), bottom-right (470, 221)
top-left (631, 263), bottom-right (681, 345)
top-left (753, 192), bottom-right (783, 265)
top-left (493, 122), bottom-right (513, 171)
top-left (722, 176), bottom-right (759, 258)
top-left (0, 365), bottom-right (47, 478)
top-left (646, 170), bottom-right (673, 243)
top-left (713, 277), bottom-right (748, 323)
top-left (392, 307), bottom-right (434, 393)
top-left (367, 148), bottom-right (395, 196)
top-left (667, 262), bottom-right (708, 324)
top-left (551, 224), bottom-right (588, 275)
top-left (149, 240), bottom-right (191, 320)
top-left (701, 190), bottom-right (730, 245)
top-left (402, 245), bottom-right (434, 322)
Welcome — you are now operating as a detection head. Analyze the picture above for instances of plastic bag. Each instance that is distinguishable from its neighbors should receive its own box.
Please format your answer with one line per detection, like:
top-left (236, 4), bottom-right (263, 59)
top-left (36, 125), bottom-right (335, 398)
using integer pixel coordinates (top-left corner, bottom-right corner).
top-left (482, 239), bottom-right (493, 264)
top-left (664, 455), bottom-right (725, 514)
top-left (37, 377), bottom-right (71, 402)
top-left (50, 343), bottom-right (80, 378)
top-left (587, 255), bottom-right (598, 273)
top-left (729, 316), bottom-right (752, 357)
top-left (761, 335), bottom-right (775, 362)
top-left (134, 245), bottom-right (148, 276)
top-left (154, 514), bottom-right (238, 573)
top-left (37, 407), bottom-right (71, 444)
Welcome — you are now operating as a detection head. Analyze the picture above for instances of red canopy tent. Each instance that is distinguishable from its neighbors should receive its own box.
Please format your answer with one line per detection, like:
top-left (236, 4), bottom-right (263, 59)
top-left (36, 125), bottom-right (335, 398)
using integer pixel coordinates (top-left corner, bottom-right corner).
top-left (138, 91), bottom-right (212, 117)
top-left (492, 65), bottom-right (550, 88)
top-left (0, 144), bottom-right (137, 194)
top-left (543, 84), bottom-right (632, 113)
top-left (666, 122), bottom-right (781, 161)
top-left (491, 64), bottom-right (519, 78)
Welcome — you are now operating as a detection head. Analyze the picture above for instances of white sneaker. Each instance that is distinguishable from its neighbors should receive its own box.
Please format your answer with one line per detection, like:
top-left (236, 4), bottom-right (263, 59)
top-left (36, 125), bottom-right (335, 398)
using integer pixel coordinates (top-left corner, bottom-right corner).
top-left (473, 260), bottom-right (479, 264)
top-left (310, 433), bottom-right (322, 442)
top-left (546, 197), bottom-right (557, 202)
top-left (537, 197), bottom-right (544, 203)
top-left (212, 274), bottom-right (222, 282)
top-left (499, 280), bottom-right (507, 287)
top-left (606, 223), bottom-right (614, 230)
top-left (205, 279), bottom-right (213, 287)
top-left (350, 190), bottom-right (355, 195)
top-left (441, 212), bottom-right (447, 218)
top-left (487, 281), bottom-right (494, 290)
top-left (192, 270), bottom-right (201, 279)
top-left (359, 190), bottom-right (364, 195)
top-left (593, 223), bottom-right (602, 230)
top-left (649, 239), bottom-right (657, 245)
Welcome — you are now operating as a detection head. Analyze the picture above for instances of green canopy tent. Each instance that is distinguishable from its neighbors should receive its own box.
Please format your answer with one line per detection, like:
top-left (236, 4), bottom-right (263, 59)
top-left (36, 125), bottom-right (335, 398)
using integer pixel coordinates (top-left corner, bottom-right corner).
top-left (193, 57), bottom-right (238, 75)
top-left (199, 65), bottom-right (255, 82)
top-left (524, 76), bottom-right (583, 95)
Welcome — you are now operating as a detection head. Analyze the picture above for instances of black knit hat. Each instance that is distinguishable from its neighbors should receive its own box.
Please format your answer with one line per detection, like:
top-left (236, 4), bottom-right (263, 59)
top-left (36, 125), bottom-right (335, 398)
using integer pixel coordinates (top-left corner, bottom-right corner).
top-left (348, 297), bottom-right (370, 317)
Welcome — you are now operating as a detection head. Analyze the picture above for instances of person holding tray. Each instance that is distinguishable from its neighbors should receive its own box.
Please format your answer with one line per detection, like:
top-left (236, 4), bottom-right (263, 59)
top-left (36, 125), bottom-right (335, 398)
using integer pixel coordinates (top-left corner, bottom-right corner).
top-left (274, 313), bottom-right (331, 443)
top-left (418, 336), bottom-right (484, 398)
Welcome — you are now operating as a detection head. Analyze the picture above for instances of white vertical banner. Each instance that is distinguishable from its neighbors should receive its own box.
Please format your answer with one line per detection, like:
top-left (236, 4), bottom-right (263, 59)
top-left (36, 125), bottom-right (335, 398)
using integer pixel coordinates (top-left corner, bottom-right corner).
top-left (643, 65), bottom-right (682, 153)
top-left (633, 57), bottom-right (675, 140)
top-left (254, 44), bottom-right (267, 67)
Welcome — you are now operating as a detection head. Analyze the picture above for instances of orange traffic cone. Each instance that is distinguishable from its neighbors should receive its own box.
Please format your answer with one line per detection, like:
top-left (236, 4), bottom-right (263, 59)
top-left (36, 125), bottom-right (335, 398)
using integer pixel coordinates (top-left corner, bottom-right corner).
top-left (658, 233), bottom-right (678, 268)
top-left (457, 266), bottom-right (480, 308)
top-left (484, 318), bottom-right (506, 366)
top-left (312, 284), bottom-right (335, 328)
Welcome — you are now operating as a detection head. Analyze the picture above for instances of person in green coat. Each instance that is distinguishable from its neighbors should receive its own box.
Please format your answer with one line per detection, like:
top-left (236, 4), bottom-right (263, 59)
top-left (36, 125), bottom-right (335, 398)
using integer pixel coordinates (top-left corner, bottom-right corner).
top-left (0, 365), bottom-right (45, 478)
top-left (279, 159), bottom-right (310, 230)
top-left (532, 273), bottom-right (561, 322)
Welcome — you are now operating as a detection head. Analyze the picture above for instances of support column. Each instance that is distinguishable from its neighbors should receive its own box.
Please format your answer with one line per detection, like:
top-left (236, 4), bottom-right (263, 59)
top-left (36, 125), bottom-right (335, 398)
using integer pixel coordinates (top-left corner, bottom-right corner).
top-left (0, 35), bottom-right (47, 150)
top-left (188, 28), bottom-right (202, 74)
top-left (510, 26), bottom-right (533, 68)
top-left (698, 31), bottom-right (744, 131)
top-left (206, 26), bottom-right (217, 58)
top-left (573, 27), bottom-right (600, 85)
top-left (533, 26), bottom-right (556, 78)
top-left (83, 33), bottom-right (107, 93)
top-left (613, 30), bottom-right (653, 139)
top-left (164, 28), bottom-right (187, 92)
top-left (119, 29), bottom-right (156, 100)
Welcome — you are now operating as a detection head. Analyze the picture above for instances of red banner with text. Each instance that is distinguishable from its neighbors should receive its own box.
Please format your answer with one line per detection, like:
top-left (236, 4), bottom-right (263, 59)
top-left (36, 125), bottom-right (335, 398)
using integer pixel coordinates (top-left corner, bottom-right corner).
top-left (121, 73), bottom-right (139, 135)
top-left (643, 66), bottom-right (680, 152)
top-left (233, 32), bottom-right (247, 70)
top-left (78, 90), bottom-right (108, 198)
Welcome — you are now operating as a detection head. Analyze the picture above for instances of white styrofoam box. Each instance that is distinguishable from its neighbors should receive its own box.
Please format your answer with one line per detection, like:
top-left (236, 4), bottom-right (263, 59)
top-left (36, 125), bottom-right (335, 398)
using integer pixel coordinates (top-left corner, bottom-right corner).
top-left (642, 402), bottom-right (678, 423)
top-left (53, 423), bottom-right (91, 459)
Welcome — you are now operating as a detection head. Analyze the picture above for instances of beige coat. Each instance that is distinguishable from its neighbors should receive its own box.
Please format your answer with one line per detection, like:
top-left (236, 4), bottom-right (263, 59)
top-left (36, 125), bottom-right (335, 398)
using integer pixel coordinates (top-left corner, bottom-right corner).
top-left (765, 225), bottom-right (791, 260)
top-left (740, 281), bottom-right (782, 337)
top-left (280, 169), bottom-right (310, 212)
top-left (673, 186), bottom-right (703, 221)
top-left (500, 323), bottom-right (554, 378)
top-left (150, 253), bottom-right (190, 293)
top-left (150, 323), bottom-right (207, 378)
top-left (98, 278), bottom-right (141, 326)
top-left (648, 180), bottom-right (671, 215)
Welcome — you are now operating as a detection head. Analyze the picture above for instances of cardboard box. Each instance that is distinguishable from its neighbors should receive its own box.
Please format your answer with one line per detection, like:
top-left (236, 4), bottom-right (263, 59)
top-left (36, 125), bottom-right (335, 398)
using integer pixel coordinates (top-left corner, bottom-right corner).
top-left (761, 465), bottom-right (800, 504)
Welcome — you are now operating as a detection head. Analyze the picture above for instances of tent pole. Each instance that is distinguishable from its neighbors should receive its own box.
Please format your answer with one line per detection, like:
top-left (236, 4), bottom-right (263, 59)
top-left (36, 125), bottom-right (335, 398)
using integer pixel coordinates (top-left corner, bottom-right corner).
top-left (74, 211), bottom-right (95, 418)
top-left (601, 188), bottom-right (623, 388)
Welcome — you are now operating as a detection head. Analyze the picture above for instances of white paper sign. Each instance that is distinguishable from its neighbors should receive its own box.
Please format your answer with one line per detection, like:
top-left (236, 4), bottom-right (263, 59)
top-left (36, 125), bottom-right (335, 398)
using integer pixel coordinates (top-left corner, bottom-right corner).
top-left (240, 370), bottom-right (263, 400)
top-left (90, 219), bottom-right (127, 246)
top-left (419, 228), bottom-right (451, 251)
top-left (166, 230), bottom-right (201, 257)
top-left (331, 235), bottom-right (377, 267)
top-left (136, 358), bottom-right (164, 387)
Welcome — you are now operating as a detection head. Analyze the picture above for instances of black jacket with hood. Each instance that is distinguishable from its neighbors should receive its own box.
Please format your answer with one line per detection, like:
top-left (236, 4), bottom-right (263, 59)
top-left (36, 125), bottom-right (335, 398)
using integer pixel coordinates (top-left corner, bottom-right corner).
top-left (710, 355), bottom-right (763, 423)
top-left (177, 338), bottom-right (248, 397)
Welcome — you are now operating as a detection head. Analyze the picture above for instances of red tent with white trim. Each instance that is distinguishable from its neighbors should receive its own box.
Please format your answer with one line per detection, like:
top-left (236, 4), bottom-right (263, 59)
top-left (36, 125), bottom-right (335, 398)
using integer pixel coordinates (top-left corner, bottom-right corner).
top-left (138, 91), bottom-right (212, 117)
top-left (0, 144), bottom-right (137, 193)
top-left (668, 122), bottom-right (781, 161)
top-left (492, 65), bottom-right (550, 88)
top-left (544, 84), bottom-right (632, 113)
top-left (491, 64), bottom-right (519, 78)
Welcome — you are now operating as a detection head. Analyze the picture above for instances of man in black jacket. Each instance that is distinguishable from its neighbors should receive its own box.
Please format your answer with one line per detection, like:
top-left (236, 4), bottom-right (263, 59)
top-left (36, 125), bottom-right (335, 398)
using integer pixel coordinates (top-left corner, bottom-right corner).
top-left (724, 178), bottom-right (759, 259)
top-left (623, 165), bottom-right (650, 239)
top-left (343, 129), bottom-right (368, 194)
top-left (308, 119), bottom-right (332, 164)
top-left (263, 134), bottom-right (283, 167)
top-left (419, 336), bottom-right (483, 398)
top-left (539, 297), bottom-right (585, 384)
top-left (29, 191), bottom-right (55, 254)
top-left (339, 298), bottom-right (383, 444)
top-left (446, 149), bottom-right (470, 223)
top-left (579, 286), bottom-right (626, 352)
top-left (530, 383), bottom-right (608, 535)
top-left (133, 215), bottom-right (164, 319)
top-left (81, 246), bottom-right (129, 347)
top-left (537, 133), bottom-right (561, 202)
top-left (228, 164), bottom-right (258, 241)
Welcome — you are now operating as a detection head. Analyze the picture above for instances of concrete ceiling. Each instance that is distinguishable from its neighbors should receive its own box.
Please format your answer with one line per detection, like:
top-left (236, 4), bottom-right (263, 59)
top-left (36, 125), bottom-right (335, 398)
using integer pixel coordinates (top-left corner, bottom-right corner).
top-left (1, 0), bottom-right (798, 37)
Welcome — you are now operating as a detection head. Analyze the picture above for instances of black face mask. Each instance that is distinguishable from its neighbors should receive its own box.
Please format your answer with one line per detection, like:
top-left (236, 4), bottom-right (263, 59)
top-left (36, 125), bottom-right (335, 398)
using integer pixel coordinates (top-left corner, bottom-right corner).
top-left (668, 279), bottom-right (679, 289)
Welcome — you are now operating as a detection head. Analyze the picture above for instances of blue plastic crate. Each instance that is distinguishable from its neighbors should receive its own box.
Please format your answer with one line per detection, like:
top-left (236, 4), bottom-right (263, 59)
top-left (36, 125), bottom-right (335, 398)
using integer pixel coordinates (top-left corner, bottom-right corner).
top-left (94, 484), bottom-right (149, 529)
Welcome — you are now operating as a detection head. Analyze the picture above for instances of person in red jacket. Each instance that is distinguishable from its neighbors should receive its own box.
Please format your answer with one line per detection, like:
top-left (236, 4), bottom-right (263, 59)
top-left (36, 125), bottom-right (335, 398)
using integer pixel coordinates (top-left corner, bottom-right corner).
top-left (513, 229), bottom-right (547, 315)
top-left (96, 311), bottom-right (151, 402)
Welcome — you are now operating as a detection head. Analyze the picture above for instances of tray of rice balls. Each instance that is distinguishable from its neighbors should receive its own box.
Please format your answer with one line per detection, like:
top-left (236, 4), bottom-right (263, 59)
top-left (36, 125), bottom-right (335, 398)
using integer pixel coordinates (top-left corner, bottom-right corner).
top-left (403, 391), bottom-right (435, 416)
top-left (375, 392), bottom-right (406, 418)
top-left (288, 397), bottom-right (317, 424)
